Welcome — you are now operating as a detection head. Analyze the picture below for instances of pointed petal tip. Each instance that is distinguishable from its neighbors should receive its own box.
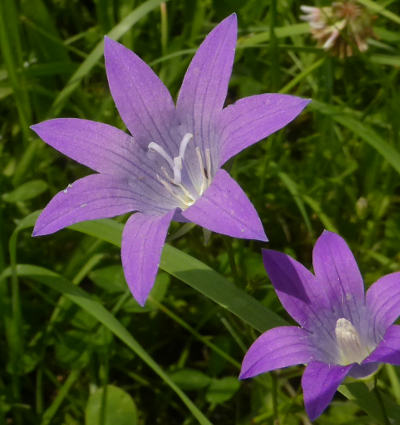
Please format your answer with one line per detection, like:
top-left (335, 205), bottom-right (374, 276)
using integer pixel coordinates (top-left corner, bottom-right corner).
top-left (104, 36), bottom-right (121, 55)
top-left (257, 231), bottom-right (268, 243)
top-left (30, 122), bottom-right (45, 135)
top-left (220, 12), bottom-right (237, 26)
top-left (135, 295), bottom-right (147, 307)
top-left (239, 363), bottom-right (255, 380)
top-left (32, 225), bottom-right (50, 237)
top-left (238, 371), bottom-right (248, 380)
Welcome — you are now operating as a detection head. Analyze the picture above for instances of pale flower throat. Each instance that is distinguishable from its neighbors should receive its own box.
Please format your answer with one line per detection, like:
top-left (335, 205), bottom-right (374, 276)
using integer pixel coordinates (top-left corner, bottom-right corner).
top-left (148, 133), bottom-right (212, 209)
top-left (335, 318), bottom-right (372, 365)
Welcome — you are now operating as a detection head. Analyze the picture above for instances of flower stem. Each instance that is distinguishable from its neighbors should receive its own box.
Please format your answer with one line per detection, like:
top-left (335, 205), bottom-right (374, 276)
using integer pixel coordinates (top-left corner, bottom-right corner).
top-left (374, 375), bottom-right (390, 425)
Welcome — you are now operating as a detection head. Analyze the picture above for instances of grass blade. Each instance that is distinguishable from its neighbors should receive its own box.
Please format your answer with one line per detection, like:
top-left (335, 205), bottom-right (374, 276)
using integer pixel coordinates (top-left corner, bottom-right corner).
top-left (1, 264), bottom-right (213, 425)
top-left (51, 0), bottom-right (167, 115)
top-left (70, 219), bottom-right (287, 332)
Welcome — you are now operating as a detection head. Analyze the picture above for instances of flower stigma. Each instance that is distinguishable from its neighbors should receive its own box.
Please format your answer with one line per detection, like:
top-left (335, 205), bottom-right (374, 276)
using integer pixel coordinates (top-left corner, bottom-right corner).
top-left (148, 133), bottom-right (212, 209)
top-left (335, 318), bottom-right (372, 365)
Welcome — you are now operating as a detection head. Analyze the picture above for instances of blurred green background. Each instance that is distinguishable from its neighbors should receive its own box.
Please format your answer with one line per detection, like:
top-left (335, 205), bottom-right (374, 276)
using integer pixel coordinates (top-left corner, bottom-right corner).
top-left (1, 0), bottom-right (400, 423)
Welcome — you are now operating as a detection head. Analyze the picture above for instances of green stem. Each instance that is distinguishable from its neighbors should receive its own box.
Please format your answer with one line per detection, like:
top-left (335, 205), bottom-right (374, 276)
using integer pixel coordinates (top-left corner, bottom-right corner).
top-left (374, 375), bottom-right (390, 425)
top-left (150, 297), bottom-right (241, 369)
top-left (224, 239), bottom-right (240, 284)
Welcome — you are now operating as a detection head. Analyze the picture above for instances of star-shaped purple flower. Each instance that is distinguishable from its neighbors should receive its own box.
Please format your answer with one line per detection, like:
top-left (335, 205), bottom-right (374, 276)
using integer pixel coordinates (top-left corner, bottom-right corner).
top-left (240, 230), bottom-right (400, 421)
top-left (31, 14), bottom-right (309, 306)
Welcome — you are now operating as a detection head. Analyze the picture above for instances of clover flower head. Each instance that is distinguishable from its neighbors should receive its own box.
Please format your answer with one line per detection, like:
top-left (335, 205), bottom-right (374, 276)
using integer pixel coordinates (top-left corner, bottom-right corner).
top-left (31, 14), bottom-right (309, 306)
top-left (301, 1), bottom-right (375, 57)
top-left (240, 230), bottom-right (400, 420)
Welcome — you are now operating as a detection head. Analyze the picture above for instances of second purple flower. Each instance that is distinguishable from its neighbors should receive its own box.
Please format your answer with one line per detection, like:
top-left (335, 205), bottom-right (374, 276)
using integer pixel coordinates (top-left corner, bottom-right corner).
top-left (240, 230), bottom-right (400, 420)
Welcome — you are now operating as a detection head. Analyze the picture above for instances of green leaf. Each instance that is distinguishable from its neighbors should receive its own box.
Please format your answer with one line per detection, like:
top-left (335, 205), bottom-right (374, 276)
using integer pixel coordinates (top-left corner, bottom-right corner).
top-left (339, 381), bottom-right (400, 424)
top-left (169, 369), bottom-right (211, 391)
top-left (311, 100), bottom-right (400, 177)
top-left (2, 180), bottom-right (47, 203)
top-left (0, 264), bottom-right (212, 425)
top-left (71, 219), bottom-right (287, 332)
top-left (85, 385), bottom-right (138, 425)
top-left (238, 23), bottom-right (310, 47)
top-left (356, 0), bottom-right (400, 25)
top-left (51, 0), bottom-right (168, 115)
top-left (89, 266), bottom-right (170, 313)
top-left (205, 377), bottom-right (240, 405)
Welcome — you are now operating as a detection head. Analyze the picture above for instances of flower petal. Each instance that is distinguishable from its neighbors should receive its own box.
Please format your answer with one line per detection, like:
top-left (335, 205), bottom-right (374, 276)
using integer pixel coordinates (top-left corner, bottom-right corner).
top-left (104, 37), bottom-right (178, 152)
top-left (364, 325), bottom-right (400, 365)
top-left (348, 362), bottom-right (379, 378)
top-left (366, 272), bottom-right (400, 340)
top-left (176, 14), bottom-right (237, 163)
top-left (312, 231), bottom-right (365, 319)
top-left (239, 326), bottom-right (315, 379)
top-left (302, 361), bottom-right (352, 421)
top-left (31, 118), bottom-right (180, 214)
top-left (262, 249), bottom-right (329, 327)
top-left (33, 174), bottom-right (139, 236)
top-left (182, 169), bottom-right (266, 241)
top-left (218, 94), bottom-right (310, 166)
top-left (31, 118), bottom-right (143, 176)
top-left (121, 210), bottom-right (174, 306)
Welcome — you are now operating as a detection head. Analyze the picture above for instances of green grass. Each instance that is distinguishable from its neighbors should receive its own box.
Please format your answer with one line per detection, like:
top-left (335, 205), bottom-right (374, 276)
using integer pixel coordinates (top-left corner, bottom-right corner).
top-left (1, 0), bottom-right (400, 424)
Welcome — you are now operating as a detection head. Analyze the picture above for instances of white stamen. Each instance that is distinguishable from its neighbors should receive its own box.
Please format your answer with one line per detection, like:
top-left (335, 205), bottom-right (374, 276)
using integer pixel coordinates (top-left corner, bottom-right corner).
top-left (148, 133), bottom-right (211, 210)
top-left (157, 175), bottom-right (192, 207)
top-left (148, 142), bottom-right (175, 169)
top-left (195, 147), bottom-right (206, 195)
top-left (179, 133), bottom-right (193, 158)
top-left (335, 318), bottom-right (371, 365)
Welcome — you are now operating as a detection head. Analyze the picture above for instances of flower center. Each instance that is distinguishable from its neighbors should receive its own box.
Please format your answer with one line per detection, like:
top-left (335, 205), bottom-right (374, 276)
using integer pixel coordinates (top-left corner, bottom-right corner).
top-left (335, 318), bottom-right (372, 365)
top-left (148, 133), bottom-right (212, 209)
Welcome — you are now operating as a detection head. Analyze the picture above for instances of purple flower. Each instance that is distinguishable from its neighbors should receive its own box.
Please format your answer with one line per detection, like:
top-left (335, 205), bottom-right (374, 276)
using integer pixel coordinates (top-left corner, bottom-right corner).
top-left (240, 230), bottom-right (400, 421)
top-left (31, 14), bottom-right (309, 306)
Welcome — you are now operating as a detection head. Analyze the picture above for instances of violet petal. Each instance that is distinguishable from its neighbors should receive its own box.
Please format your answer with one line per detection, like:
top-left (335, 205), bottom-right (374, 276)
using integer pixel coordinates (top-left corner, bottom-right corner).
top-left (262, 249), bottom-right (330, 328)
top-left (302, 361), bottom-right (351, 421)
top-left (218, 94), bottom-right (310, 166)
top-left (366, 272), bottom-right (400, 340)
top-left (31, 118), bottom-right (137, 176)
top-left (121, 210), bottom-right (175, 306)
top-left (104, 37), bottom-right (178, 152)
top-left (312, 230), bottom-right (365, 319)
top-left (182, 169), bottom-right (267, 241)
top-left (348, 363), bottom-right (379, 378)
top-left (364, 325), bottom-right (400, 365)
top-left (33, 174), bottom-right (139, 236)
top-left (240, 326), bottom-right (315, 379)
top-left (176, 14), bottom-right (237, 162)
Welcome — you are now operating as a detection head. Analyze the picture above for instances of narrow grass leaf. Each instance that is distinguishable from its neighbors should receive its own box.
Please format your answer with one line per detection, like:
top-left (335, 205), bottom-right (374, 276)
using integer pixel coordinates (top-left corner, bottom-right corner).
top-left (70, 219), bottom-right (287, 331)
top-left (1, 264), bottom-right (212, 425)
top-left (51, 0), bottom-right (167, 115)
top-left (312, 100), bottom-right (400, 176)
top-left (238, 23), bottom-right (310, 47)
top-left (356, 0), bottom-right (400, 25)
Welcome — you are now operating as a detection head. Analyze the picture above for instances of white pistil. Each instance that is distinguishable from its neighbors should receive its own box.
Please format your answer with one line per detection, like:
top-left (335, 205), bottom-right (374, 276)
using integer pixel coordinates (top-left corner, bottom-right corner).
top-left (148, 133), bottom-right (211, 209)
top-left (335, 318), bottom-right (371, 365)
